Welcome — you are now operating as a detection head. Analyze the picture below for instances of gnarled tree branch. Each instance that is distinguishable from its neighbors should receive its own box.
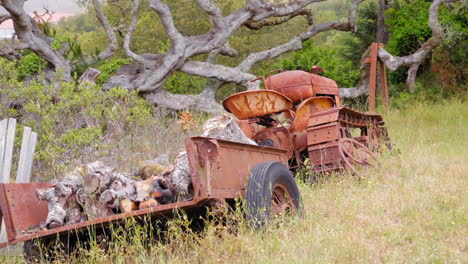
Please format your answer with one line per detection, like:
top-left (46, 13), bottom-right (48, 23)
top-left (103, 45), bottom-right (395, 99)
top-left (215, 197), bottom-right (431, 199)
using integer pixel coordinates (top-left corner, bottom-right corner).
top-left (123, 0), bottom-right (145, 64)
top-left (0, 14), bottom-right (10, 24)
top-left (244, 8), bottom-right (314, 30)
top-left (376, 0), bottom-right (463, 92)
top-left (1, 0), bottom-right (71, 80)
top-left (91, 0), bottom-right (118, 61)
top-left (195, 0), bottom-right (224, 31)
top-left (105, 0), bottom-right (366, 112)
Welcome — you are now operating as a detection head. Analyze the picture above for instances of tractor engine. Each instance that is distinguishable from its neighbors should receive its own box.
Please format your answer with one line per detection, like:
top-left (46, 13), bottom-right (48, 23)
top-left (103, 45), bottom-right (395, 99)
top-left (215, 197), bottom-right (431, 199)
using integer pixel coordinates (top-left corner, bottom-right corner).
top-left (264, 68), bottom-right (341, 105)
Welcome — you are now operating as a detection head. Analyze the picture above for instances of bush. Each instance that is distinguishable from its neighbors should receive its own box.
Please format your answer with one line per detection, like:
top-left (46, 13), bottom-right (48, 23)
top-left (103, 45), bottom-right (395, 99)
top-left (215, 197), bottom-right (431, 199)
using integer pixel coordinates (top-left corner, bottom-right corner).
top-left (0, 73), bottom-right (152, 178)
top-left (16, 53), bottom-right (48, 81)
top-left (165, 71), bottom-right (206, 95)
top-left (97, 58), bottom-right (133, 84)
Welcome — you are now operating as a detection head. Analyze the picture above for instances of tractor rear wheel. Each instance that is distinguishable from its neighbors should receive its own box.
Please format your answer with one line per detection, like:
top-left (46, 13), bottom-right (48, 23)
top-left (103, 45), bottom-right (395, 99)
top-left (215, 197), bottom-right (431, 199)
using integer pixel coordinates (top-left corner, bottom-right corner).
top-left (245, 161), bottom-right (301, 227)
top-left (338, 137), bottom-right (381, 176)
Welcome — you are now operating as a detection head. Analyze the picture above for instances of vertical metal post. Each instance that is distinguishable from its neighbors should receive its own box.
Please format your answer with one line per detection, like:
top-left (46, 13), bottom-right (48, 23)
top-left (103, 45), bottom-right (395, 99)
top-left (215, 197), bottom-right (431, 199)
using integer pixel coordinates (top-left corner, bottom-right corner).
top-left (368, 43), bottom-right (379, 112)
top-left (0, 119), bottom-right (7, 244)
top-left (379, 56), bottom-right (389, 111)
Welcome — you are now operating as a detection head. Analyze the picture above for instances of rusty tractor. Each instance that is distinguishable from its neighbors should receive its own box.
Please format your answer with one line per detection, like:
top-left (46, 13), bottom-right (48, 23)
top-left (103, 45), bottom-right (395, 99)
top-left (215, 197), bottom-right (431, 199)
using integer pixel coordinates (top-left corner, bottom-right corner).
top-left (224, 66), bottom-right (391, 176)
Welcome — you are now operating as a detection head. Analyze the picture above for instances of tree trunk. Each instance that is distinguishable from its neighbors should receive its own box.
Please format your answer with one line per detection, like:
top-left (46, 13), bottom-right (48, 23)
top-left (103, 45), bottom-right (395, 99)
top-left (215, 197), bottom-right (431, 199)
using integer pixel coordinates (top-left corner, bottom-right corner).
top-left (377, 0), bottom-right (390, 44)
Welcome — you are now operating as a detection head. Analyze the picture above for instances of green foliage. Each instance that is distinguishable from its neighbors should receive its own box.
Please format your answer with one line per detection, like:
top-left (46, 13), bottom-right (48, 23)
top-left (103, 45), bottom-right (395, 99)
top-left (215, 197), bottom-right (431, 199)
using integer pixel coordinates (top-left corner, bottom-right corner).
top-left (16, 53), bottom-right (48, 81)
top-left (384, 0), bottom-right (433, 84)
top-left (97, 58), bottom-right (133, 84)
top-left (164, 72), bottom-right (206, 95)
top-left (385, 0), bottom-right (432, 56)
top-left (264, 40), bottom-right (359, 87)
top-left (332, 1), bottom-right (378, 67)
top-left (0, 71), bottom-right (152, 176)
top-left (385, 0), bottom-right (467, 89)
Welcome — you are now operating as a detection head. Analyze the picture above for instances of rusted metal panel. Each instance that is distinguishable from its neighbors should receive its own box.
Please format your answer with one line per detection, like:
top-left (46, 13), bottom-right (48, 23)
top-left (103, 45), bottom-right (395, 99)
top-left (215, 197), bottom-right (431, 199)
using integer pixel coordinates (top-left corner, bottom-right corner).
top-left (0, 199), bottom-right (204, 248)
top-left (185, 138), bottom-right (204, 199)
top-left (265, 70), bottom-right (314, 103)
top-left (223, 90), bottom-right (293, 120)
top-left (254, 127), bottom-right (293, 157)
top-left (264, 70), bottom-right (339, 104)
top-left (307, 122), bottom-right (340, 146)
top-left (292, 97), bottom-right (335, 132)
top-left (0, 183), bottom-right (51, 242)
top-left (188, 137), bottom-right (288, 200)
top-left (310, 74), bottom-right (339, 95)
top-left (292, 131), bottom-right (307, 152)
top-left (307, 107), bottom-right (342, 127)
top-left (308, 142), bottom-right (341, 166)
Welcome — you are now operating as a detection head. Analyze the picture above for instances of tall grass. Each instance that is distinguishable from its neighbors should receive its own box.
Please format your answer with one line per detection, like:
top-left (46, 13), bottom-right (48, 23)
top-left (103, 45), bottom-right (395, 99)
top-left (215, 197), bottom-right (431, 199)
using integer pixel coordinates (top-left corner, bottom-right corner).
top-left (4, 99), bottom-right (467, 263)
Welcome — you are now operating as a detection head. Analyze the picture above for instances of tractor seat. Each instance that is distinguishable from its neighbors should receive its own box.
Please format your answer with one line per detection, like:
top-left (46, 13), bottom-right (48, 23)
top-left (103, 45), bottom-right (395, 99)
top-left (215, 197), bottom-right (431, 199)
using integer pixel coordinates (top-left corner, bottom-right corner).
top-left (223, 90), bottom-right (293, 120)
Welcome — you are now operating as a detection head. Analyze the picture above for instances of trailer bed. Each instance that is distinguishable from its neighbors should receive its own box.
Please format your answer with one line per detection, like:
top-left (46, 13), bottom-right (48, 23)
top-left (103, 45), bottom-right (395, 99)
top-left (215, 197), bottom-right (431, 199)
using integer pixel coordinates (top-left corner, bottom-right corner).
top-left (0, 137), bottom-right (289, 249)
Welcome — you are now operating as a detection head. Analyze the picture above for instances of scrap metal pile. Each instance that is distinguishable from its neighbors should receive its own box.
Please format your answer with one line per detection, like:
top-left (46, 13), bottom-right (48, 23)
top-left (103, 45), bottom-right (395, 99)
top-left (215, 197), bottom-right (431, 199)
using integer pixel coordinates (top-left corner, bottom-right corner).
top-left (36, 115), bottom-right (255, 229)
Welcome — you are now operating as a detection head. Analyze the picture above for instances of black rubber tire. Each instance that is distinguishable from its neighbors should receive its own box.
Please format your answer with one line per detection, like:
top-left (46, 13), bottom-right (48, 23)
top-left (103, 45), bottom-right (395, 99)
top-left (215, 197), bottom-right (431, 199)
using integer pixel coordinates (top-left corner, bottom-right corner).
top-left (245, 161), bottom-right (301, 227)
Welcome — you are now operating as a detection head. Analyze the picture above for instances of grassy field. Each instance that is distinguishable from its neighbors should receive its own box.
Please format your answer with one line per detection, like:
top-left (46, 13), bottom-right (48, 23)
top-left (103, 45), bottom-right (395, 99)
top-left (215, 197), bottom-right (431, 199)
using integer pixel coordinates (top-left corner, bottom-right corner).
top-left (4, 99), bottom-right (467, 263)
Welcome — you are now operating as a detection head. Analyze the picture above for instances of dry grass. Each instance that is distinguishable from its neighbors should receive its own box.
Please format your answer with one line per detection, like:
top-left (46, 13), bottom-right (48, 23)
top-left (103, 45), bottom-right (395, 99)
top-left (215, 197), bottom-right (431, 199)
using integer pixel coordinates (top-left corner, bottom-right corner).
top-left (3, 99), bottom-right (467, 263)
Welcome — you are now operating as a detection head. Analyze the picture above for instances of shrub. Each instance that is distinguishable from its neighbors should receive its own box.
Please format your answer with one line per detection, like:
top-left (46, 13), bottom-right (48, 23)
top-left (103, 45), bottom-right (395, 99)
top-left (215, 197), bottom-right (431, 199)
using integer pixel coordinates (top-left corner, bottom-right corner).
top-left (97, 58), bottom-right (133, 84)
top-left (0, 76), bottom-right (152, 178)
top-left (16, 53), bottom-right (48, 81)
top-left (164, 72), bottom-right (206, 95)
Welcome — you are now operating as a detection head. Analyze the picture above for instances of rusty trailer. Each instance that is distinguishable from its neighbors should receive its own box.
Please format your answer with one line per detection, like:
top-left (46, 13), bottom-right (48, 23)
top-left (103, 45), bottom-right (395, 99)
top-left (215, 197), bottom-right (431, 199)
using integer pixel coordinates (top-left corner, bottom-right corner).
top-left (0, 137), bottom-right (299, 252)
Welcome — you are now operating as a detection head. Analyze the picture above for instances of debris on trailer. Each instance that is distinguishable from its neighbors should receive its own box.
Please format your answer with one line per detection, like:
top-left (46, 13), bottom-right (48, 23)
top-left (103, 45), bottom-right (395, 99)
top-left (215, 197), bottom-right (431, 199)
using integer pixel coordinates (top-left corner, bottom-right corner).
top-left (36, 114), bottom-right (256, 229)
top-left (36, 161), bottom-right (175, 229)
top-left (138, 154), bottom-right (171, 180)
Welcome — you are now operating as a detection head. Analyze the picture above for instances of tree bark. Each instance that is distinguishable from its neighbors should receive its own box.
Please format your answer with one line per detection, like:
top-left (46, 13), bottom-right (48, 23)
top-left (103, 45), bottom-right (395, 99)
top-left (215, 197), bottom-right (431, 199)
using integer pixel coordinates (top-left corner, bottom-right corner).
top-left (376, 0), bottom-right (390, 44)
top-left (0, 0), bottom-right (71, 80)
top-left (0, 0), bottom-right (121, 79)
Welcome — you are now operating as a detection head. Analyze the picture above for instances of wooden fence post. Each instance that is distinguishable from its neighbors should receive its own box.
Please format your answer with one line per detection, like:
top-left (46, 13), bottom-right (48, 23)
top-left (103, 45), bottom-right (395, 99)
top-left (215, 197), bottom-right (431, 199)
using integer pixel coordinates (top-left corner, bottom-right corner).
top-left (0, 118), bottom-right (37, 244)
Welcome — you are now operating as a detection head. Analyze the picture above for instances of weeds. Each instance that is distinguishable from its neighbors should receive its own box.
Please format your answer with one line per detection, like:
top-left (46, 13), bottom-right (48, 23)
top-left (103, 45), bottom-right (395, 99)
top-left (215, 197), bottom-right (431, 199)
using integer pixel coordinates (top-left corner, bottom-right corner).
top-left (1, 99), bottom-right (466, 263)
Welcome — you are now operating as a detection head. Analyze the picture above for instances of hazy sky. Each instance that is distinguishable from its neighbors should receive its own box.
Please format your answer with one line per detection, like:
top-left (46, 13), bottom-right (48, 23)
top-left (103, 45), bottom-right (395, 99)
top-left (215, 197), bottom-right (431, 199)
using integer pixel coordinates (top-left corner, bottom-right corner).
top-left (0, 1), bottom-right (82, 28)
top-left (1, 0), bottom-right (82, 15)
top-left (23, 0), bottom-right (81, 13)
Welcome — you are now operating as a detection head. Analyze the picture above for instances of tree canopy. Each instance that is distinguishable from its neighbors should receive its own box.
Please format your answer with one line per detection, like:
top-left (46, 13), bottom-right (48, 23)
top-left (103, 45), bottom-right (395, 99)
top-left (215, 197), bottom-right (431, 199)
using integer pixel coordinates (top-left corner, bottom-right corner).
top-left (0, 0), bottom-right (466, 112)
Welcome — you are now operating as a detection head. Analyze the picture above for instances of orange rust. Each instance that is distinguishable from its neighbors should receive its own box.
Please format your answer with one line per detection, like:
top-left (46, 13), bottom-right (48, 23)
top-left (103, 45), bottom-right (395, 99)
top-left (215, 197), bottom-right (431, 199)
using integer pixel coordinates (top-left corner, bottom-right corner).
top-left (292, 97), bottom-right (335, 132)
top-left (223, 90), bottom-right (293, 120)
top-left (265, 70), bottom-right (339, 103)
